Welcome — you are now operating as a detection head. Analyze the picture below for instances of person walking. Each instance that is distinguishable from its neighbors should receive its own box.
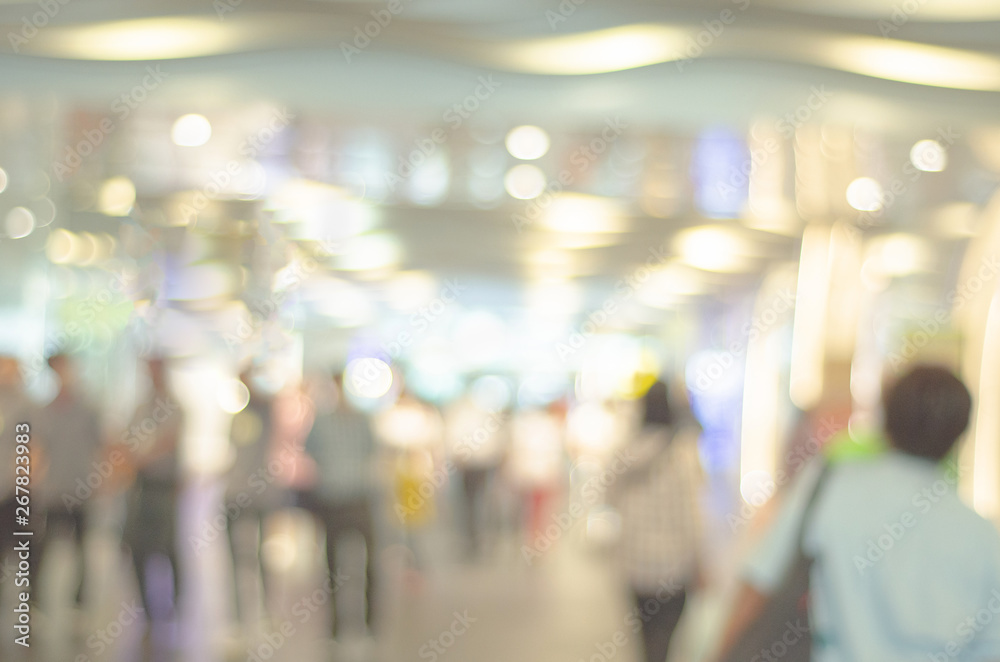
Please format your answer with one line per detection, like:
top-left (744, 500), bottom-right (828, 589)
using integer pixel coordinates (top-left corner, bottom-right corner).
top-left (610, 381), bottom-right (705, 662)
top-left (717, 364), bottom-right (1000, 661)
top-left (302, 372), bottom-right (379, 639)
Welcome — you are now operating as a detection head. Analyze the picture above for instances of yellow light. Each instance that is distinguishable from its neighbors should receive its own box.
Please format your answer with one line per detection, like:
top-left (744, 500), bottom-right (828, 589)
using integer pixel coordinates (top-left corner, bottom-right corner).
top-left (76, 232), bottom-right (99, 266)
top-left (504, 165), bottom-right (547, 199)
top-left (789, 225), bottom-right (830, 410)
top-left (636, 262), bottom-right (708, 308)
top-left (172, 114), bottom-right (212, 147)
top-left (98, 177), bottom-right (136, 216)
top-left (542, 194), bottom-right (628, 234)
top-left (973, 296), bottom-right (1000, 519)
top-left (910, 139), bottom-right (947, 172)
top-left (673, 226), bottom-right (756, 273)
top-left (46, 229), bottom-right (77, 264)
top-left (816, 36), bottom-right (1000, 91)
top-left (336, 233), bottom-right (401, 272)
top-left (846, 177), bottom-right (883, 212)
top-left (344, 358), bottom-right (393, 399)
top-left (218, 379), bottom-right (250, 414)
top-left (868, 233), bottom-right (935, 277)
top-left (38, 17), bottom-right (243, 61)
top-left (493, 24), bottom-right (689, 75)
top-left (385, 271), bottom-right (438, 311)
top-left (5, 207), bottom-right (34, 239)
top-left (505, 126), bottom-right (550, 160)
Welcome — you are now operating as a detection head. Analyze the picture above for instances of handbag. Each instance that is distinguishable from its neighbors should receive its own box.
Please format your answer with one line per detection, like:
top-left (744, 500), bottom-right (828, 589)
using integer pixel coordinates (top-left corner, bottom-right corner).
top-left (718, 462), bottom-right (831, 662)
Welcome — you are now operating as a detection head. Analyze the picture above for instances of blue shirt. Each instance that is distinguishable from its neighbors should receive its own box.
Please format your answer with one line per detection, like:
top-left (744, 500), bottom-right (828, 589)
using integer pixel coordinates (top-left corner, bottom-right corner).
top-left (746, 451), bottom-right (1000, 662)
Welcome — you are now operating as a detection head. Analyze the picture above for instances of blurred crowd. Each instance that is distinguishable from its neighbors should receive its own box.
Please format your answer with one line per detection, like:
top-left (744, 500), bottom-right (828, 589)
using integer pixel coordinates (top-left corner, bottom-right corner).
top-left (2, 354), bottom-right (998, 662)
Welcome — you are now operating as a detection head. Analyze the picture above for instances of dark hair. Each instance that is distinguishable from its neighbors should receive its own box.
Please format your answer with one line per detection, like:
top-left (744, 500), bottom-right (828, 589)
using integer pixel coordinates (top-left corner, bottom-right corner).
top-left (884, 365), bottom-right (971, 461)
top-left (643, 381), bottom-right (673, 427)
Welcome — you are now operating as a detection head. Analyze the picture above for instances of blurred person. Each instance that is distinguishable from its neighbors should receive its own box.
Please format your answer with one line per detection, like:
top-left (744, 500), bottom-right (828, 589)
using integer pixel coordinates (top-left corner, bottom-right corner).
top-left (377, 390), bottom-right (445, 578)
top-left (609, 381), bottom-right (705, 662)
top-left (444, 391), bottom-right (505, 560)
top-left (717, 365), bottom-right (1000, 662)
top-left (117, 357), bottom-right (185, 661)
top-left (32, 354), bottom-right (104, 614)
top-left (507, 401), bottom-right (566, 548)
top-left (302, 372), bottom-right (379, 639)
top-left (226, 367), bottom-right (279, 629)
top-left (392, 446), bottom-right (437, 577)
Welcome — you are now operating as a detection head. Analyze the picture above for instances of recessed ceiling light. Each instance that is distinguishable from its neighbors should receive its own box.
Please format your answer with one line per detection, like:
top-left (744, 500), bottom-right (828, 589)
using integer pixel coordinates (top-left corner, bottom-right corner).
top-left (505, 126), bottom-right (550, 160)
top-left (846, 177), bottom-right (883, 212)
top-left (172, 114), bottom-right (212, 147)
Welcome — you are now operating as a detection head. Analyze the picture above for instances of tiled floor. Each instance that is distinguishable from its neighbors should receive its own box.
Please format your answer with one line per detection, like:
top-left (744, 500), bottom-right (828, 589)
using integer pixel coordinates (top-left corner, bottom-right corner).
top-left (0, 481), bottom-right (734, 662)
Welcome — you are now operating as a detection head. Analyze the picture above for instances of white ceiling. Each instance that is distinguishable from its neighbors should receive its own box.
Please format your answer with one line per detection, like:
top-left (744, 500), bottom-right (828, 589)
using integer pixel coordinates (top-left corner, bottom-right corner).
top-left (0, 0), bottom-right (996, 319)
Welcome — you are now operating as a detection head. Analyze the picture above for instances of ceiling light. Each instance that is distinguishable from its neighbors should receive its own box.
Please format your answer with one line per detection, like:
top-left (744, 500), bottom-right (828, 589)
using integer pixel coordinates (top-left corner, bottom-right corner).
top-left (493, 24), bottom-right (688, 75)
top-left (542, 194), bottom-right (627, 234)
top-left (5, 207), bottom-right (34, 239)
top-left (46, 229), bottom-right (77, 264)
top-left (506, 126), bottom-right (550, 160)
top-left (344, 358), bottom-right (394, 399)
top-left (868, 233), bottom-right (934, 277)
top-left (172, 114), bottom-right (212, 147)
top-left (673, 226), bottom-right (757, 273)
top-left (846, 177), bottom-right (883, 212)
top-left (910, 139), bottom-right (947, 172)
top-left (818, 36), bottom-right (1000, 91)
top-left (336, 233), bottom-right (402, 271)
top-left (98, 177), bottom-right (136, 216)
top-left (38, 17), bottom-right (242, 61)
top-left (218, 379), bottom-right (250, 414)
top-left (504, 165), bottom-right (547, 199)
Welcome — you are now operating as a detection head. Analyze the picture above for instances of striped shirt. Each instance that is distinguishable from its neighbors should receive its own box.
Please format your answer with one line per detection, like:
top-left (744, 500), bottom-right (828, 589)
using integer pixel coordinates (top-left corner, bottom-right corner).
top-left (612, 425), bottom-right (704, 592)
